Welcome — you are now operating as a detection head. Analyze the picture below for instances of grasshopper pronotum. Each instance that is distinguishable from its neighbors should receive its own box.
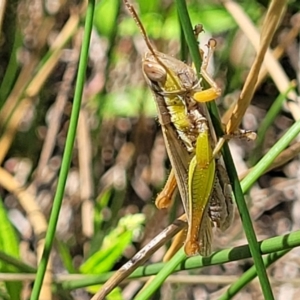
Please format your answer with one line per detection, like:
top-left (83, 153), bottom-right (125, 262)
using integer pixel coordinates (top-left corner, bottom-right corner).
top-left (124, 0), bottom-right (234, 257)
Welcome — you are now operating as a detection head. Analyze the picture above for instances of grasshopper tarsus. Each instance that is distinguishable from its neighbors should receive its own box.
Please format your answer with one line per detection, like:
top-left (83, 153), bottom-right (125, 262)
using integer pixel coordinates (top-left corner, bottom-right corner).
top-left (193, 24), bottom-right (204, 40)
top-left (201, 38), bottom-right (217, 71)
top-left (184, 239), bottom-right (200, 256)
top-left (224, 129), bottom-right (257, 141)
top-left (212, 128), bottom-right (256, 158)
top-left (207, 38), bottom-right (217, 49)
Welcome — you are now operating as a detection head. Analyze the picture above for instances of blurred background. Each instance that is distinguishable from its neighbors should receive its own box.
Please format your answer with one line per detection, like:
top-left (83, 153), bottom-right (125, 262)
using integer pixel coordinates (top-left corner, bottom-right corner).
top-left (0, 0), bottom-right (300, 299)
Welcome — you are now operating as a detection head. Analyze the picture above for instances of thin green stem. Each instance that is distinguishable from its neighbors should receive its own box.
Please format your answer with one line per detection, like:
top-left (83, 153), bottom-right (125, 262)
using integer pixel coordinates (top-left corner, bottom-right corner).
top-left (0, 251), bottom-right (36, 273)
top-left (0, 29), bottom-right (21, 108)
top-left (30, 1), bottom-right (95, 299)
top-left (176, 0), bottom-right (274, 299)
top-left (222, 144), bottom-right (274, 300)
top-left (61, 229), bottom-right (300, 290)
top-left (135, 248), bottom-right (186, 300)
top-left (219, 249), bottom-right (289, 300)
top-left (241, 118), bottom-right (300, 193)
top-left (250, 83), bottom-right (296, 165)
top-left (175, 0), bottom-right (202, 73)
top-left (218, 118), bottom-right (300, 298)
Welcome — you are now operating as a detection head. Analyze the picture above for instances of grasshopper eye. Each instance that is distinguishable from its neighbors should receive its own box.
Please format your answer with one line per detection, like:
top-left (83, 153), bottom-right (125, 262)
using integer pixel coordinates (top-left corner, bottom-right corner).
top-left (143, 63), bottom-right (167, 84)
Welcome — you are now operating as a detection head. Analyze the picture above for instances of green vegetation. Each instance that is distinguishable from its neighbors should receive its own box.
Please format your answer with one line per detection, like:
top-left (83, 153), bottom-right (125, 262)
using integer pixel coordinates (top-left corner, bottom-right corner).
top-left (0, 0), bottom-right (299, 299)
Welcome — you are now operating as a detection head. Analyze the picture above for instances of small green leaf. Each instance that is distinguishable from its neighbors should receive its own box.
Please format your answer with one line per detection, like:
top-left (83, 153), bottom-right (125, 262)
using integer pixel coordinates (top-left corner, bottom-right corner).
top-left (80, 214), bottom-right (145, 274)
top-left (80, 231), bottom-right (133, 274)
top-left (56, 241), bottom-right (77, 274)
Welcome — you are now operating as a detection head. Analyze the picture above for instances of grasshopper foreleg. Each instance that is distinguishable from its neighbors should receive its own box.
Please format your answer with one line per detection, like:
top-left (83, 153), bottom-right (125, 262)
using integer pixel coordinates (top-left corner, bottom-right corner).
top-left (193, 39), bottom-right (222, 103)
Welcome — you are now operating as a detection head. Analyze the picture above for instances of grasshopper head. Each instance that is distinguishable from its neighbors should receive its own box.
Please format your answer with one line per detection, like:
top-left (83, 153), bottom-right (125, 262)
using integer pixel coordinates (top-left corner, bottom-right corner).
top-left (142, 51), bottom-right (199, 95)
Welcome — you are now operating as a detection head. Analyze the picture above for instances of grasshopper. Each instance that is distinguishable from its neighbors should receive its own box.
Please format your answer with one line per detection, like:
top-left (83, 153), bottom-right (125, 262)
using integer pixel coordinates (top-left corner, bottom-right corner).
top-left (124, 0), bottom-right (234, 256)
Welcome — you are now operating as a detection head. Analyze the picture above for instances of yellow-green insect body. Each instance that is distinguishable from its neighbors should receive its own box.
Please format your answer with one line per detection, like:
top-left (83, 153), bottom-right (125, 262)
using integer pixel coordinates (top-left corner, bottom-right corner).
top-left (126, 0), bottom-right (233, 256)
top-left (143, 51), bottom-right (218, 256)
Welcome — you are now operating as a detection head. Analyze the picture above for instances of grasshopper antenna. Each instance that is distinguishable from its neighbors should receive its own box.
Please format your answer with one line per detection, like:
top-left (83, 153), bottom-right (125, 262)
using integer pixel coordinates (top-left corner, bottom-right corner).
top-left (123, 0), bottom-right (181, 90)
top-left (123, 0), bottom-right (157, 58)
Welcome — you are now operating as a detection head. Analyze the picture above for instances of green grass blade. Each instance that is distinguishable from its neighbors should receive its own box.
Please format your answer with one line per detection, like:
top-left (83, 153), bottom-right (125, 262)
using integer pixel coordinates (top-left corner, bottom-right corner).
top-left (175, 0), bottom-right (274, 299)
top-left (219, 249), bottom-right (289, 299)
top-left (0, 29), bottom-right (22, 108)
top-left (0, 250), bottom-right (36, 273)
top-left (220, 226), bottom-right (300, 299)
top-left (0, 199), bottom-right (22, 299)
top-left (175, 0), bottom-right (202, 73)
top-left (222, 144), bottom-right (274, 299)
top-left (242, 118), bottom-right (300, 193)
top-left (30, 1), bottom-right (96, 299)
top-left (218, 118), bottom-right (300, 297)
top-left (61, 229), bottom-right (300, 290)
top-left (56, 241), bottom-right (77, 274)
top-left (135, 248), bottom-right (186, 300)
top-left (250, 83), bottom-right (296, 164)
